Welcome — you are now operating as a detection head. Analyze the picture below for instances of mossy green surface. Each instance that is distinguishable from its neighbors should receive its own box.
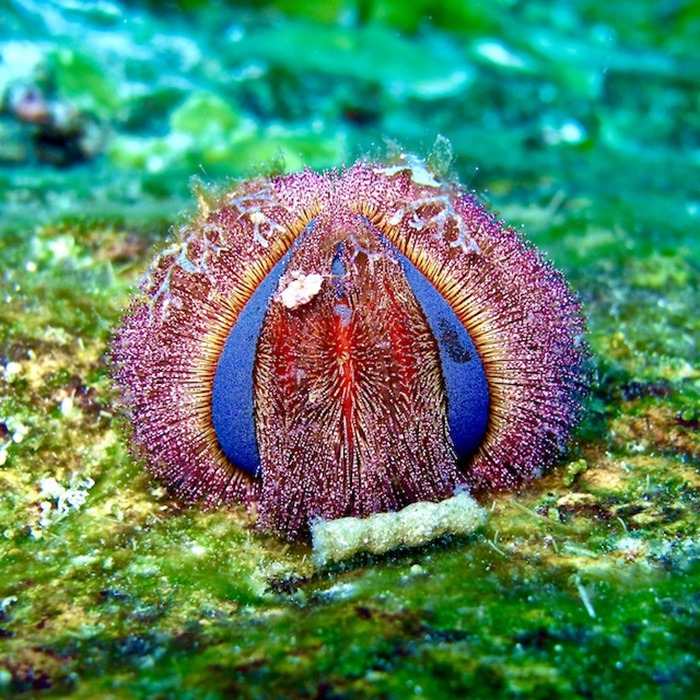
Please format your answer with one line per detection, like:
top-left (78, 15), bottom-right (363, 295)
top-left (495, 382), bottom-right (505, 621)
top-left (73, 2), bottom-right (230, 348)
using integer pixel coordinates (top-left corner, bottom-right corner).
top-left (1, 1), bottom-right (698, 698)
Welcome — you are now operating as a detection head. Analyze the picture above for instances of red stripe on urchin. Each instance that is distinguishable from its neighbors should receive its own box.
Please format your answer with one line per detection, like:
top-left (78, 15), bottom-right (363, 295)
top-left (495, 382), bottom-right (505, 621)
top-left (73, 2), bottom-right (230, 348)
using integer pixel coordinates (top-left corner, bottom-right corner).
top-left (253, 212), bottom-right (458, 538)
top-left (332, 298), bottom-right (358, 461)
top-left (382, 276), bottom-right (420, 392)
top-left (346, 161), bottom-right (588, 490)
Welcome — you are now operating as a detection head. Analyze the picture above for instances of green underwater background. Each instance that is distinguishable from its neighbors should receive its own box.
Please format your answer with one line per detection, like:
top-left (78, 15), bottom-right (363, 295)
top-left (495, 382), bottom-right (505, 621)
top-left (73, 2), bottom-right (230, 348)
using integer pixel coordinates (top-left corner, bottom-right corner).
top-left (0, 0), bottom-right (698, 697)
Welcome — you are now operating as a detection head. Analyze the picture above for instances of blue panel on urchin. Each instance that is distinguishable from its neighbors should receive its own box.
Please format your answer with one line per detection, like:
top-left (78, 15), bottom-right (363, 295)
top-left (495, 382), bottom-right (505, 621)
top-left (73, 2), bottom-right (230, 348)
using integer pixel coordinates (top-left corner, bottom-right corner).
top-left (211, 247), bottom-right (296, 477)
top-left (395, 250), bottom-right (490, 461)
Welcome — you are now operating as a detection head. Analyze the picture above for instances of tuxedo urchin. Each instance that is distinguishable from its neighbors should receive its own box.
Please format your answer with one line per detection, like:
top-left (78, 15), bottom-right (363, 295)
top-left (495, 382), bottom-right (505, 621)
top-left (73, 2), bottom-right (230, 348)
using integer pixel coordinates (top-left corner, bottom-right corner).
top-left (112, 156), bottom-right (588, 539)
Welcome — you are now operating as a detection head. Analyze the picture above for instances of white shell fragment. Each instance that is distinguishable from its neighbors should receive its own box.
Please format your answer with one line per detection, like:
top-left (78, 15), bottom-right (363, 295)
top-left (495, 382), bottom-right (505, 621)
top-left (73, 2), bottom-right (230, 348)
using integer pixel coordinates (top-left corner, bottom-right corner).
top-left (275, 270), bottom-right (324, 309)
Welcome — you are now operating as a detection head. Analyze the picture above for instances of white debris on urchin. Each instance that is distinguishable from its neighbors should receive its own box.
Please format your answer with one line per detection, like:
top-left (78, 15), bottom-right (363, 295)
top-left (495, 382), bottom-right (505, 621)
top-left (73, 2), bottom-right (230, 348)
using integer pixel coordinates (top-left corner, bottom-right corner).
top-left (275, 270), bottom-right (324, 309)
top-left (310, 490), bottom-right (488, 567)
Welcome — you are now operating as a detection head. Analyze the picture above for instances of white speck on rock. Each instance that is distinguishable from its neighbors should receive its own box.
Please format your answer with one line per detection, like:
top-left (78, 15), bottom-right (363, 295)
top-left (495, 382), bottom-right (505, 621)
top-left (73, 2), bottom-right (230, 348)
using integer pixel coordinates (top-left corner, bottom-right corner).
top-left (3, 361), bottom-right (22, 382)
top-left (33, 474), bottom-right (95, 535)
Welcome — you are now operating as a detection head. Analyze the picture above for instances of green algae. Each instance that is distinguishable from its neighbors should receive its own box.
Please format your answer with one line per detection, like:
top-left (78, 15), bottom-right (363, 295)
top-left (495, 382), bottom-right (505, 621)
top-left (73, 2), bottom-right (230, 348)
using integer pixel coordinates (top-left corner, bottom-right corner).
top-left (1, 1), bottom-right (699, 698)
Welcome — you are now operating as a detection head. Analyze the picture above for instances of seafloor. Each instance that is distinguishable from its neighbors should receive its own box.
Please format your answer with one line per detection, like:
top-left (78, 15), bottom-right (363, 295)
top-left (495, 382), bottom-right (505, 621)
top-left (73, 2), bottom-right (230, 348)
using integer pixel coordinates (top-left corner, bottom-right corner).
top-left (0, 1), bottom-right (698, 698)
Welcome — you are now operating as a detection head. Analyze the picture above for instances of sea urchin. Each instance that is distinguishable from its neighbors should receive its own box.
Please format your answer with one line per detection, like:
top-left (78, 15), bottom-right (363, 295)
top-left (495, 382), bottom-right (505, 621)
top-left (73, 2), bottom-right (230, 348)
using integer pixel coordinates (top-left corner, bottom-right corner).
top-left (111, 155), bottom-right (587, 538)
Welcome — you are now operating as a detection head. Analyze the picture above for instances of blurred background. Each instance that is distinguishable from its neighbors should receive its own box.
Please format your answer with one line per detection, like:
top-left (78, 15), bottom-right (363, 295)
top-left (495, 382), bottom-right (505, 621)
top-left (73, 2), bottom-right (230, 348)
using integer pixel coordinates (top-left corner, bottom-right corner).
top-left (2, 0), bottom-right (698, 242)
